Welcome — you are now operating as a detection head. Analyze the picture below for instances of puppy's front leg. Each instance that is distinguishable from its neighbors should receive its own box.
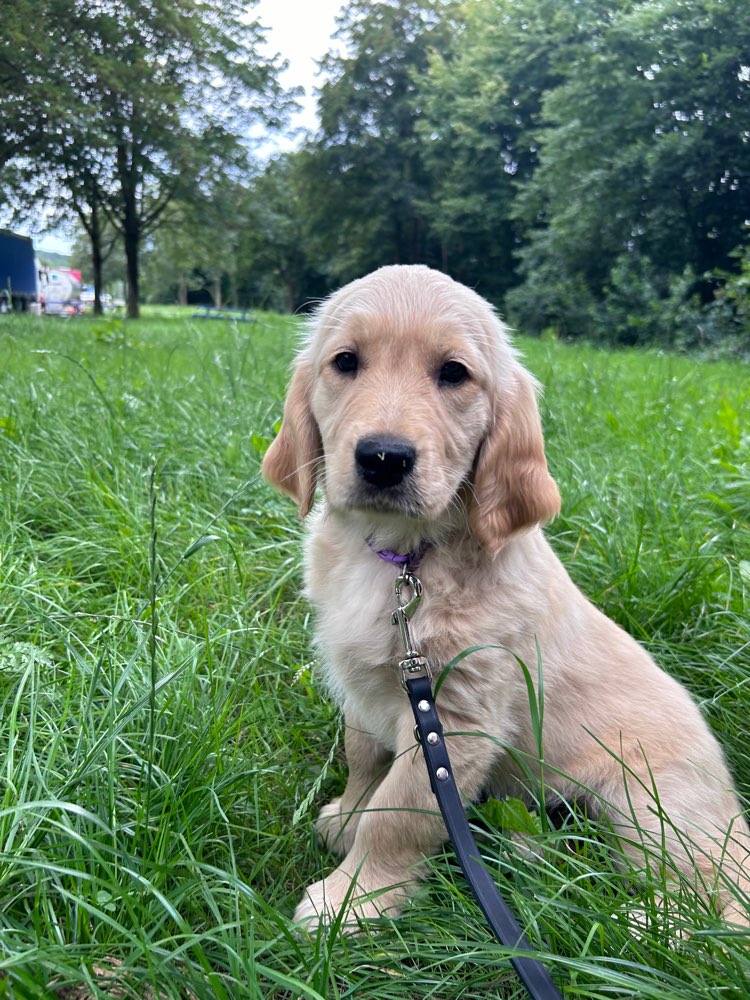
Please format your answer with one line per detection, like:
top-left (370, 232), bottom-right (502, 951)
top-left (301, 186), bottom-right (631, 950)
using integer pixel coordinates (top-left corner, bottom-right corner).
top-left (296, 711), bottom-right (497, 928)
top-left (316, 707), bottom-right (393, 857)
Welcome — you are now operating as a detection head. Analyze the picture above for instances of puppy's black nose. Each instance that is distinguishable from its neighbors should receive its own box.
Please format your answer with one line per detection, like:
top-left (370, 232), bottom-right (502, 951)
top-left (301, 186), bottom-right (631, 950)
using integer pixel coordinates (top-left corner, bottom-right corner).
top-left (355, 436), bottom-right (416, 489)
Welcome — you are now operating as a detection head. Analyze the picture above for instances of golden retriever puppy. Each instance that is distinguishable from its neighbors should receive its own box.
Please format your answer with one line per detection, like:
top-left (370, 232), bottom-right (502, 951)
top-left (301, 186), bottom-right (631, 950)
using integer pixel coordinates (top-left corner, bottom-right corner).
top-left (263, 264), bottom-right (749, 929)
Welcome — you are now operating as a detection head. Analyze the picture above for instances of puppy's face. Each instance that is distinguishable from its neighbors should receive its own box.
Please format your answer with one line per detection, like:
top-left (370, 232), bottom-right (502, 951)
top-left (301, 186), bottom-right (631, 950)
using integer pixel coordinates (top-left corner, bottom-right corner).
top-left (263, 266), bottom-right (560, 554)
top-left (308, 309), bottom-right (491, 523)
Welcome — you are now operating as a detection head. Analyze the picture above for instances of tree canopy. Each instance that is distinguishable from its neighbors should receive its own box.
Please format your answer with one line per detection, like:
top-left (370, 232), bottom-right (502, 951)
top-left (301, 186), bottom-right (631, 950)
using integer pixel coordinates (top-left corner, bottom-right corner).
top-left (0, 0), bottom-right (293, 316)
top-left (3, 0), bottom-right (749, 349)
top-left (508, 0), bottom-right (750, 344)
top-left (297, 0), bottom-right (457, 281)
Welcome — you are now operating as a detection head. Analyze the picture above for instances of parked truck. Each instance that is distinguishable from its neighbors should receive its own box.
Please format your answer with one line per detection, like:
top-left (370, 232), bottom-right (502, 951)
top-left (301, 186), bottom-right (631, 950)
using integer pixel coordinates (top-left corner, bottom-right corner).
top-left (41, 267), bottom-right (83, 315)
top-left (0, 229), bottom-right (40, 312)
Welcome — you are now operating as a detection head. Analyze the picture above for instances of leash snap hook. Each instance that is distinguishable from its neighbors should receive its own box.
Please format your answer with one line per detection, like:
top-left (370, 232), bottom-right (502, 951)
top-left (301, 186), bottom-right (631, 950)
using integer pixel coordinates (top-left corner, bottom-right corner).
top-left (392, 571), bottom-right (431, 689)
top-left (394, 570), bottom-right (422, 620)
top-left (392, 571), bottom-right (422, 657)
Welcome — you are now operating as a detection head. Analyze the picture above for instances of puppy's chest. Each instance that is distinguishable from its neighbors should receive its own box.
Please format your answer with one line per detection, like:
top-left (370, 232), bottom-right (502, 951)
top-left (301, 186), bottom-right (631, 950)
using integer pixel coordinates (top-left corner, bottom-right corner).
top-left (314, 575), bottom-right (407, 673)
top-left (307, 561), bottom-right (445, 733)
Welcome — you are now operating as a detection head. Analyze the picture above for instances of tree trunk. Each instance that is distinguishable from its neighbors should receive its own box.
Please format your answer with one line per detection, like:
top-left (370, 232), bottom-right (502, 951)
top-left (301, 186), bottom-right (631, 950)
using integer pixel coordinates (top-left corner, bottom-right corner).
top-left (213, 277), bottom-right (222, 309)
top-left (124, 227), bottom-right (139, 318)
top-left (116, 135), bottom-right (140, 319)
top-left (178, 278), bottom-right (187, 306)
top-left (73, 174), bottom-right (106, 315)
top-left (92, 241), bottom-right (104, 315)
top-left (90, 203), bottom-right (104, 316)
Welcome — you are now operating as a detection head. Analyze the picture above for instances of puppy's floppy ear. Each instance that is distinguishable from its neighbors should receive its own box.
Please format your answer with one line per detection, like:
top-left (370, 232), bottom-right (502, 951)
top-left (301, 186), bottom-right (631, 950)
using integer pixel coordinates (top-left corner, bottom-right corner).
top-left (262, 358), bottom-right (322, 517)
top-left (469, 371), bottom-right (560, 555)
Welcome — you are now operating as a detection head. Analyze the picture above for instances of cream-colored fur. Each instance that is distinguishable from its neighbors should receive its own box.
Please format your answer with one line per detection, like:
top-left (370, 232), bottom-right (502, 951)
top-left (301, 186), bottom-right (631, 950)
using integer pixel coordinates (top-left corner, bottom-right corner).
top-left (262, 264), bottom-right (750, 930)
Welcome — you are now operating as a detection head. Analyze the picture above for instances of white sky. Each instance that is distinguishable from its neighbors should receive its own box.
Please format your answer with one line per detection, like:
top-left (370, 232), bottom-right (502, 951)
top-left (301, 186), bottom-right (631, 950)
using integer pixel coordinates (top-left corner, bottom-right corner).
top-left (256, 0), bottom-right (344, 135)
top-left (35, 0), bottom-right (345, 254)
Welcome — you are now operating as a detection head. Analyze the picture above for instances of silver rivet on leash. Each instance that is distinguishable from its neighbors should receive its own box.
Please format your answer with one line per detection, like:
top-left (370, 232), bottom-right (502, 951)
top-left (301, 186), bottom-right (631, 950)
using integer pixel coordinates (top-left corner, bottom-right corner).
top-left (417, 699), bottom-right (430, 712)
top-left (436, 767), bottom-right (449, 781)
top-left (427, 732), bottom-right (440, 745)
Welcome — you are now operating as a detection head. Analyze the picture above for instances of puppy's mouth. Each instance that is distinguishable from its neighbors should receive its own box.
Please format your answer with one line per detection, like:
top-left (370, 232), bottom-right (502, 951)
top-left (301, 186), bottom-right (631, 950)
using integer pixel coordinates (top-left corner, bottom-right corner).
top-left (350, 482), bottom-right (424, 515)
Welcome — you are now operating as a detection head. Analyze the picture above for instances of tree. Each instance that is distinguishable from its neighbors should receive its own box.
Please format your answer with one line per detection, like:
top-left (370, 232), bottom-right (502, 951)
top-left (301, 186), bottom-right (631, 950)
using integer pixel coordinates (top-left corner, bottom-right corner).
top-left (0, 1), bottom-right (61, 170)
top-left (140, 201), bottom-right (213, 306)
top-left (302, 0), bottom-right (456, 284)
top-left (237, 153), bottom-right (328, 311)
top-left (416, 0), bottom-right (622, 301)
top-left (69, 220), bottom-right (126, 305)
top-left (1, 0), bottom-right (294, 318)
top-left (64, 147), bottom-right (119, 316)
top-left (509, 0), bottom-right (750, 342)
top-left (141, 167), bottom-right (255, 309)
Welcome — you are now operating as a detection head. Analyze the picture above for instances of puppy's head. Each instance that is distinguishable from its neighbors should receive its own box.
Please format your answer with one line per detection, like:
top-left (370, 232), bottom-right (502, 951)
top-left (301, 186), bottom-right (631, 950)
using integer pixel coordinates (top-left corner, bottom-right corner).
top-left (262, 265), bottom-right (560, 554)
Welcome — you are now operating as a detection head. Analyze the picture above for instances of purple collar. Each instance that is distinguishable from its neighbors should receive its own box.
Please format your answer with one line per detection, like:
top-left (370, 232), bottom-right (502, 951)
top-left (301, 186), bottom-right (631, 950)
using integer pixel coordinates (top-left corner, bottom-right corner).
top-left (370, 540), bottom-right (430, 570)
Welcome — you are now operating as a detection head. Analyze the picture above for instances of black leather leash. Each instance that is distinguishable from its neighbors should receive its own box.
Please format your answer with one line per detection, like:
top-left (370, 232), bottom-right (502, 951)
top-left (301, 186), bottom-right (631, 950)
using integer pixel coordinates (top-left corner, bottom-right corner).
top-left (393, 571), bottom-right (563, 1000)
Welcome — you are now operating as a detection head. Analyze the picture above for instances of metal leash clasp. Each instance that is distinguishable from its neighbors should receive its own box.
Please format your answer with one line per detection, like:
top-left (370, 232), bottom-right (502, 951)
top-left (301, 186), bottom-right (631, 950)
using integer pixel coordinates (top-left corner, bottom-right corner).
top-left (392, 570), bottom-right (432, 690)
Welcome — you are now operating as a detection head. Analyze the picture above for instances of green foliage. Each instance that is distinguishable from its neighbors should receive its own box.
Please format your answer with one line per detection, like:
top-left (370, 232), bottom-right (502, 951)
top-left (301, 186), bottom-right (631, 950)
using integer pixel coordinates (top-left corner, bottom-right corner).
top-left (141, 176), bottom-right (263, 310)
top-left (0, 0), bottom-right (62, 168)
top-left (5, 0), bottom-right (750, 348)
top-left (0, 0), bottom-right (294, 317)
top-left (701, 239), bottom-right (750, 350)
top-left (234, 155), bottom-right (330, 312)
top-left (510, 0), bottom-right (750, 349)
top-left (0, 311), bottom-right (748, 995)
top-left (416, 0), bottom-right (611, 299)
top-left (140, 156), bottom-right (331, 312)
top-left (416, 3), bottom-right (518, 297)
top-left (245, 0), bottom-right (749, 350)
top-left (298, 0), bottom-right (456, 282)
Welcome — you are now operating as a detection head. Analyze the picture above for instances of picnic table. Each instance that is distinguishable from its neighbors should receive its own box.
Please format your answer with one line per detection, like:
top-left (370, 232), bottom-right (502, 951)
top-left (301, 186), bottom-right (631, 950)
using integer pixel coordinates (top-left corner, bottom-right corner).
top-left (192, 306), bottom-right (256, 323)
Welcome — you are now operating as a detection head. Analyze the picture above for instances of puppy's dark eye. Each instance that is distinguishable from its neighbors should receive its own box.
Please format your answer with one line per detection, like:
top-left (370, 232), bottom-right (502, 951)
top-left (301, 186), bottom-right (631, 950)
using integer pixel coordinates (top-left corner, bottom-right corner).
top-left (334, 351), bottom-right (358, 375)
top-left (439, 360), bottom-right (469, 386)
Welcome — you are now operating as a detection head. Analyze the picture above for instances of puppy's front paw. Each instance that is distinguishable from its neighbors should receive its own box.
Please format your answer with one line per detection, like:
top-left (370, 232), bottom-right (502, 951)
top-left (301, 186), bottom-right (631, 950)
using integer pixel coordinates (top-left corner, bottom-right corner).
top-left (315, 798), bottom-right (360, 857)
top-left (293, 868), bottom-right (407, 932)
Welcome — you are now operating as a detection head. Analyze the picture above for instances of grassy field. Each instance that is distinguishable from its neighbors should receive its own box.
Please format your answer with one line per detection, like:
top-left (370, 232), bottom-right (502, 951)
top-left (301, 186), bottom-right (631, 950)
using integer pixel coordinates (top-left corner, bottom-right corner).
top-left (0, 310), bottom-right (748, 998)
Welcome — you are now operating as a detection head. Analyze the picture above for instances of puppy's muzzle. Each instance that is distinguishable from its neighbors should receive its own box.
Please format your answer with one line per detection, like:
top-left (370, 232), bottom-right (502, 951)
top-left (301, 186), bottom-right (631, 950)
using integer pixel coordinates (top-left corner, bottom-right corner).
top-left (355, 435), bottom-right (416, 490)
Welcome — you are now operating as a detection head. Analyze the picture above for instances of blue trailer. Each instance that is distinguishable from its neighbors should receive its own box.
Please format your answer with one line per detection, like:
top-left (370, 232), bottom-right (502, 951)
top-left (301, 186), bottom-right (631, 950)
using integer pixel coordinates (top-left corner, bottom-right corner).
top-left (0, 229), bottom-right (39, 312)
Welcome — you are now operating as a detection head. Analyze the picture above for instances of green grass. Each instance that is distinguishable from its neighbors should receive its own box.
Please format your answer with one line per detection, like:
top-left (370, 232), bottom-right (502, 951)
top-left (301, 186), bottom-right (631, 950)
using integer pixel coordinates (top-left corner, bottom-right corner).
top-left (0, 310), bottom-right (748, 998)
